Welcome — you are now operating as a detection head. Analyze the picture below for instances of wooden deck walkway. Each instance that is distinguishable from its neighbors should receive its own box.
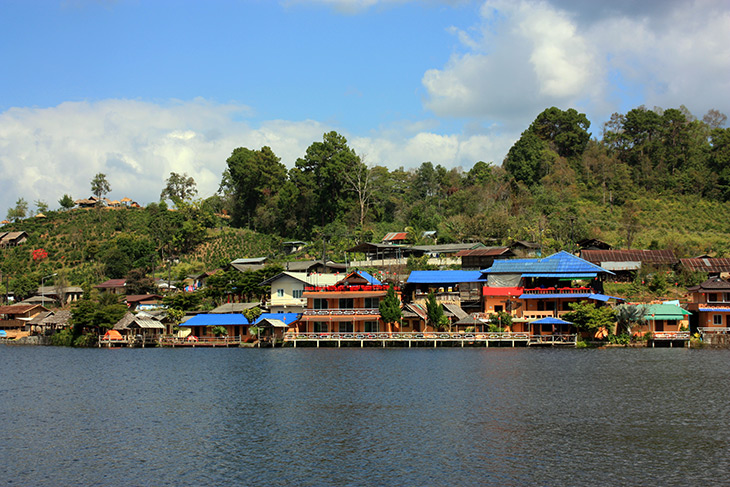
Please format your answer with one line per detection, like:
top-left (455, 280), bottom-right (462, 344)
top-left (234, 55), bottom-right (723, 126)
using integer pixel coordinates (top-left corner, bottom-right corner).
top-left (283, 332), bottom-right (577, 347)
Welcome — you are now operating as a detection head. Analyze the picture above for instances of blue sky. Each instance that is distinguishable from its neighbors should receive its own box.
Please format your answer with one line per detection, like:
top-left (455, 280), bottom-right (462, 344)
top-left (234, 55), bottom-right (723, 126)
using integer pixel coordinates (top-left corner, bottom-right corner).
top-left (1, 0), bottom-right (729, 215)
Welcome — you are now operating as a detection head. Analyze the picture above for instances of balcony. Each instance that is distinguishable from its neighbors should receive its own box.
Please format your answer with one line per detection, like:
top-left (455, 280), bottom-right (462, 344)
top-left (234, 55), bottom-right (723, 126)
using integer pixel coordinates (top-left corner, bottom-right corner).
top-left (522, 287), bottom-right (593, 295)
top-left (303, 308), bottom-right (380, 316)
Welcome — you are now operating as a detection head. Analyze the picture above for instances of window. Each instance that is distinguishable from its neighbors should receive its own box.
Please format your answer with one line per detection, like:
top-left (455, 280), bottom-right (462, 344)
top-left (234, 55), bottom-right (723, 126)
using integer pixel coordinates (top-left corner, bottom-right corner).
top-left (364, 297), bottom-right (379, 309)
top-left (709, 293), bottom-right (718, 303)
top-left (293, 289), bottom-right (303, 299)
top-left (339, 322), bottom-right (354, 333)
top-left (313, 299), bottom-right (328, 310)
top-left (494, 305), bottom-right (503, 313)
top-left (313, 322), bottom-right (328, 333)
top-left (365, 321), bottom-right (379, 333)
top-left (339, 298), bottom-right (354, 309)
top-left (276, 288), bottom-right (284, 298)
top-left (714, 314), bottom-right (723, 325)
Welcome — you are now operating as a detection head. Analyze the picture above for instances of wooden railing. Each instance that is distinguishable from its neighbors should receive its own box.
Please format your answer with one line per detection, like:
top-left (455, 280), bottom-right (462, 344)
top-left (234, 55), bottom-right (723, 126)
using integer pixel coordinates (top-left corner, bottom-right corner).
top-left (698, 327), bottom-right (730, 334)
top-left (652, 331), bottom-right (691, 340)
top-left (284, 331), bottom-right (531, 341)
top-left (159, 335), bottom-right (244, 346)
top-left (303, 308), bottom-right (380, 316)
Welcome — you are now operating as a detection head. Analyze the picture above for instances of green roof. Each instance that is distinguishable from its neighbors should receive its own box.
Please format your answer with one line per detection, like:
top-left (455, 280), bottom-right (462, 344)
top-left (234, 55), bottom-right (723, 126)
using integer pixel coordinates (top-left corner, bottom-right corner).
top-left (644, 303), bottom-right (691, 321)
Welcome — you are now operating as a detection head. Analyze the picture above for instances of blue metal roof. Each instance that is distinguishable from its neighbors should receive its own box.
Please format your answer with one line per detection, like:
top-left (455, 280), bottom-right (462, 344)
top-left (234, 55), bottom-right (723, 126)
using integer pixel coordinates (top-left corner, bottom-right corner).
top-left (254, 313), bottom-right (300, 325)
top-left (357, 271), bottom-right (382, 285)
top-left (483, 251), bottom-right (612, 275)
top-left (182, 314), bottom-right (250, 327)
top-left (406, 270), bottom-right (486, 284)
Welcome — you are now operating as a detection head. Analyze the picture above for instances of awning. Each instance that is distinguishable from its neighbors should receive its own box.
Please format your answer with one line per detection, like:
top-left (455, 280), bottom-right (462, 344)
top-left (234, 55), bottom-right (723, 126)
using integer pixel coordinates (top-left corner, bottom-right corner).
top-left (699, 308), bottom-right (730, 312)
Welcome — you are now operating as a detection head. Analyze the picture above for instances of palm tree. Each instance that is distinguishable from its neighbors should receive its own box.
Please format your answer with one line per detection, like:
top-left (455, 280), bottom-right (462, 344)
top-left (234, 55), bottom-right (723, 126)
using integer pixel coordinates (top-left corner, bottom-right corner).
top-left (615, 304), bottom-right (647, 336)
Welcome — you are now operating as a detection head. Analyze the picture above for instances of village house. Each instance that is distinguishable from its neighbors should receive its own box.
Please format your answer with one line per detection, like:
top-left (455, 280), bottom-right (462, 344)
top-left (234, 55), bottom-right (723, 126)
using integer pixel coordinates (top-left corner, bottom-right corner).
top-left (295, 270), bottom-right (395, 335)
top-left (457, 246), bottom-right (515, 270)
top-left (480, 251), bottom-right (619, 336)
top-left (0, 304), bottom-right (49, 338)
top-left (95, 278), bottom-right (126, 294)
top-left (0, 231), bottom-right (29, 247)
top-left (686, 277), bottom-right (730, 335)
top-left (125, 294), bottom-right (165, 312)
top-left (679, 257), bottom-right (730, 278)
top-left (404, 270), bottom-right (486, 315)
top-left (260, 271), bottom-right (339, 313)
top-left (631, 303), bottom-right (690, 343)
top-left (33, 285), bottom-right (84, 305)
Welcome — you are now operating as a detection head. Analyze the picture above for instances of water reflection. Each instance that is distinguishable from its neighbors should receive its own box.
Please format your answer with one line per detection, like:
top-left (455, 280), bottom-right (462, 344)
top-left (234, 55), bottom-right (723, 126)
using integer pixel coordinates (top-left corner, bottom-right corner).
top-left (0, 346), bottom-right (728, 486)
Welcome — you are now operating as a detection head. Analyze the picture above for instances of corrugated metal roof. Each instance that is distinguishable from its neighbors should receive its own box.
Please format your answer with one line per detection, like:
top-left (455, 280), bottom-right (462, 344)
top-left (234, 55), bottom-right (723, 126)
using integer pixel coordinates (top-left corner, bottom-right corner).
top-left (382, 232), bottom-right (408, 241)
top-left (456, 247), bottom-right (512, 257)
top-left (255, 313), bottom-right (300, 325)
top-left (680, 258), bottom-right (730, 273)
top-left (406, 270), bottom-right (486, 284)
top-left (182, 314), bottom-right (250, 327)
top-left (644, 304), bottom-right (691, 320)
top-left (483, 251), bottom-right (610, 275)
top-left (580, 249), bottom-right (677, 265)
top-left (522, 273), bottom-right (597, 278)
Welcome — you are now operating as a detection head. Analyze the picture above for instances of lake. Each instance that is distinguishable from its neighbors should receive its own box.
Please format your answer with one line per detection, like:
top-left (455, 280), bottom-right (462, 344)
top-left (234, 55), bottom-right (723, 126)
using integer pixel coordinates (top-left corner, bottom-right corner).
top-left (1, 346), bottom-right (729, 486)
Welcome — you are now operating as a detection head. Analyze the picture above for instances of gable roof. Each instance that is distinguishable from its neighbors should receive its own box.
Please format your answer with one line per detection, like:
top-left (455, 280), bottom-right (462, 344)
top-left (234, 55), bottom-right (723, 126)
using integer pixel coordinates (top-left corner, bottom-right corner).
top-left (456, 247), bottom-right (513, 257)
top-left (254, 312), bottom-right (300, 326)
top-left (95, 279), bottom-right (126, 289)
top-left (482, 251), bottom-right (611, 276)
top-left (337, 270), bottom-right (382, 286)
top-left (687, 277), bottom-right (730, 292)
top-left (260, 271), bottom-right (340, 287)
top-left (382, 232), bottom-right (408, 242)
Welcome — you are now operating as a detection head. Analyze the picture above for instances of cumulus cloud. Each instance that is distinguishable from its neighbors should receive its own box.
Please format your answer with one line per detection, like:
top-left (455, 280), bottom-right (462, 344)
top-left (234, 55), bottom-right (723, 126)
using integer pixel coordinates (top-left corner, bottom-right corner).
top-left (0, 99), bottom-right (331, 215)
top-left (423, 0), bottom-right (730, 137)
top-left (0, 98), bottom-right (505, 216)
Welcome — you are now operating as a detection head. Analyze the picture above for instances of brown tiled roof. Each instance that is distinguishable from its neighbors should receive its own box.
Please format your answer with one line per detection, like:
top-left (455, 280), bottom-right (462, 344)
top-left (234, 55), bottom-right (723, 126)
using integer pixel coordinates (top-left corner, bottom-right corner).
top-left (680, 258), bottom-right (730, 273)
top-left (125, 294), bottom-right (163, 303)
top-left (580, 249), bottom-right (677, 265)
top-left (687, 277), bottom-right (730, 292)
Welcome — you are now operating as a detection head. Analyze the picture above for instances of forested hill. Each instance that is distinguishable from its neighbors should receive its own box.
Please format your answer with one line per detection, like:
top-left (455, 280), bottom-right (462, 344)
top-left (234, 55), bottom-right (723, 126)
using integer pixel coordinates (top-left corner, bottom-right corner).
top-left (2, 104), bottom-right (730, 298)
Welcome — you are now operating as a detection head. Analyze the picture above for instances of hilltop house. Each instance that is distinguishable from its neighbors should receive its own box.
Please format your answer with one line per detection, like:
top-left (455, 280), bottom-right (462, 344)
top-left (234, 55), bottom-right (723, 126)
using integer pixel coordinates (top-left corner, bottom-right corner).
top-left (579, 249), bottom-right (678, 282)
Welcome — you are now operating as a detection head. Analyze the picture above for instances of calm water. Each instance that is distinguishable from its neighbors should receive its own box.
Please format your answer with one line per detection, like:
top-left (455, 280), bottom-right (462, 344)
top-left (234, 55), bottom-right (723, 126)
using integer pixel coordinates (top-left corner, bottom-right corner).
top-left (1, 345), bottom-right (729, 486)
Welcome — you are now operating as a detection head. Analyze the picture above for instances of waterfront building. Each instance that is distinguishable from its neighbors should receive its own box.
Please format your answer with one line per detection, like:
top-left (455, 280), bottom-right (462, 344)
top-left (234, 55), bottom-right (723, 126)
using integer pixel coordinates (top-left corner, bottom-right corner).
top-left (686, 277), bottom-right (730, 335)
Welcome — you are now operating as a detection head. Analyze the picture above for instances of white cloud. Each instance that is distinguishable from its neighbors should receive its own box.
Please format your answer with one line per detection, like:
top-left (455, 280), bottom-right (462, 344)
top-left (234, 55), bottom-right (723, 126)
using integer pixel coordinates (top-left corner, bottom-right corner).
top-left (0, 99), bottom-right (331, 215)
top-left (0, 98), bottom-right (509, 217)
top-left (422, 0), bottom-right (730, 150)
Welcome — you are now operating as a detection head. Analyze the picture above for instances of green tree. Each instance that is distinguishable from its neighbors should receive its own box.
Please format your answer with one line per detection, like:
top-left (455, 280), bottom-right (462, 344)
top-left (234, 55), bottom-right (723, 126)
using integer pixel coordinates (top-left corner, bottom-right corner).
top-left (425, 292), bottom-right (448, 331)
top-left (124, 268), bottom-right (156, 295)
top-left (163, 292), bottom-right (202, 311)
top-left (221, 146), bottom-right (287, 229)
top-left (379, 284), bottom-right (402, 328)
top-left (160, 172), bottom-right (197, 206)
top-left (243, 306), bottom-right (263, 323)
top-left (58, 194), bottom-right (75, 210)
top-left (562, 302), bottom-right (615, 335)
top-left (6, 198), bottom-right (28, 222)
top-left (90, 173), bottom-right (111, 201)
top-left (488, 311), bottom-right (512, 331)
top-left (294, 131), bottom-right (360, 230)
top-left (35, 200), bottom-right (49, 214)
top-left (503, 131), bottom-right (552, 186)
top-left (529, 106), bottom-right (591, 159)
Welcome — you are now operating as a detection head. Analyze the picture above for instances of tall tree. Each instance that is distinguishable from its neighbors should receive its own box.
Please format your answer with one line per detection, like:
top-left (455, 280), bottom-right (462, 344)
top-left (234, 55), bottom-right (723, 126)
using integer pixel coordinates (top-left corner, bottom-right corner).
top-left (294, 131), bottom-right (360, 229)
top-left (6, 198), bottom-right (28, 222)
top-left (425, 292), bottom-right (448, 331)
top-left (160, 172), bottom-right (197, 205)
top-left (529, 106), bottom-right (591, 159)
top-left (90, 173), bottom-right (111, 201)
top-left (379, 285), bottom-right (402, 329)
top-left (343, 157), bottom-right (373, 228)
top-left (58, 194), bottom-right (75, 210)
top-left (222, 146), bottom-right (287, 229)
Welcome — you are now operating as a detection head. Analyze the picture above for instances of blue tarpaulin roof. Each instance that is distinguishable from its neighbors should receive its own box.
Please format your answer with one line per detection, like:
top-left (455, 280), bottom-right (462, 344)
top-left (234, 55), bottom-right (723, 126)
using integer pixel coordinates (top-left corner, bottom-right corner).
top-left (407, 270), bottom-right (487, 284)
top-left (482, 251), bottom-right (613, 275)
top-left (182, 314), bottom-right (250, 327)
top-left (357, 271), bottom-right (382, 285)
top-left (522, 273), bottom-right (597, 278)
